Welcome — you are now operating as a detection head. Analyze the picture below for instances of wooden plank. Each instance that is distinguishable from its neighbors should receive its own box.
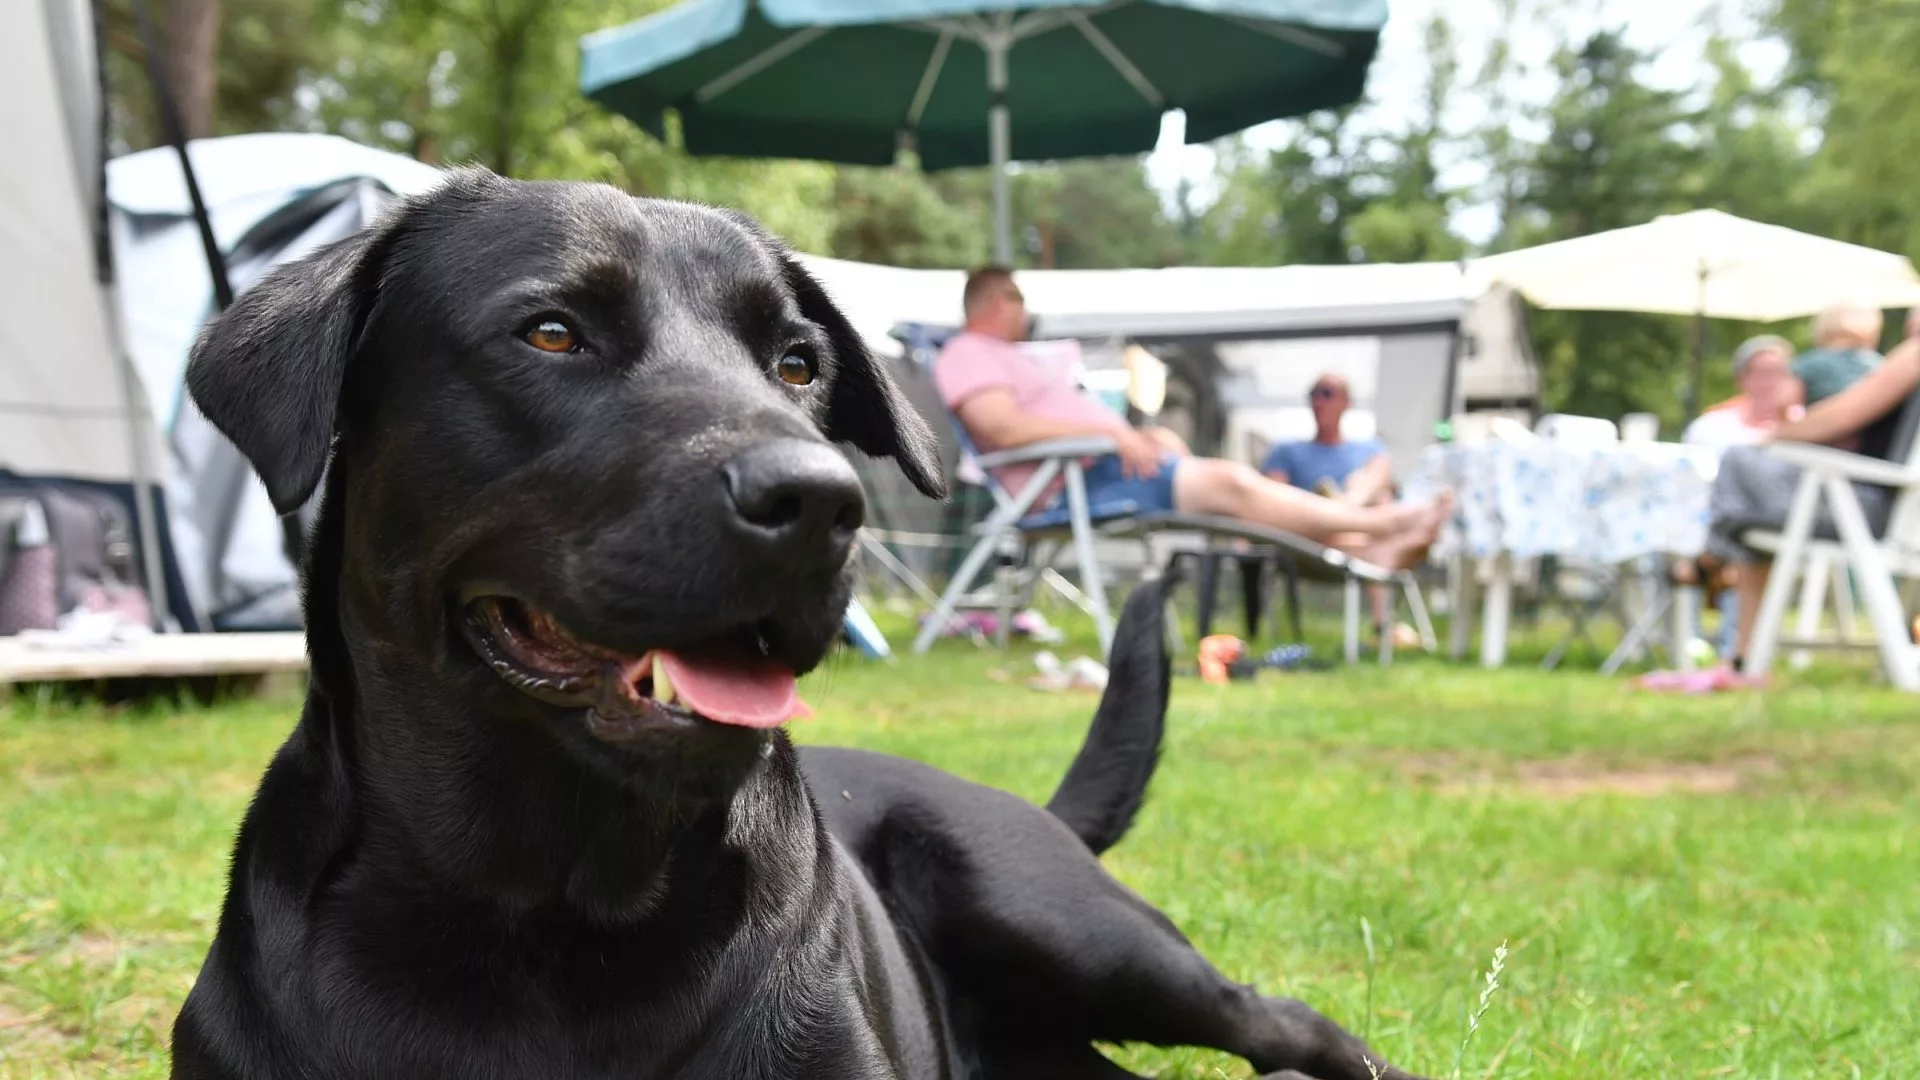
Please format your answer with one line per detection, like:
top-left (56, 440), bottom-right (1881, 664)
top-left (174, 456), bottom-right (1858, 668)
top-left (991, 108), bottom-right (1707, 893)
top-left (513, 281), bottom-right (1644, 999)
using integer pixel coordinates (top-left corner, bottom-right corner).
top-left (0, 632), bottom-right (309, 684)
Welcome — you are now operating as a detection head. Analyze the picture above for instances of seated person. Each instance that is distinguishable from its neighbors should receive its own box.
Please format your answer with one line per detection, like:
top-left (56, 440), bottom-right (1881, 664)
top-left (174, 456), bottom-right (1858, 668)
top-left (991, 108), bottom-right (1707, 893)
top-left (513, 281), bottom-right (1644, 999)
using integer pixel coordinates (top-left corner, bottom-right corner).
top-left (1791, 303), bottom-right (1884, 447)
top-left (1259, 374), bottom-right (1393, 505)
top-left (1261, 374), bottom-right (1411, 642)
top-left (1683, 335), bottom-right (1802, 450)
top-left (1681, 335), bottom-right (1804, 657)
top-left (1707, 325), bottom-right (1920, 670)
top-left (933, 268), bottom-right (1451, 571)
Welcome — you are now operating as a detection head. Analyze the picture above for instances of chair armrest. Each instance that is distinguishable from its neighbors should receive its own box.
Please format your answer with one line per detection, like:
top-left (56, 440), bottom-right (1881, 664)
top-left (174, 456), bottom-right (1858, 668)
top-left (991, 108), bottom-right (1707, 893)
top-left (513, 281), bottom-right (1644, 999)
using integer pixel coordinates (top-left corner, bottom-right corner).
top-left (1768, 441), bottom-right (1920, 487)
top-left (973, 436), bottom-right (1119, 470)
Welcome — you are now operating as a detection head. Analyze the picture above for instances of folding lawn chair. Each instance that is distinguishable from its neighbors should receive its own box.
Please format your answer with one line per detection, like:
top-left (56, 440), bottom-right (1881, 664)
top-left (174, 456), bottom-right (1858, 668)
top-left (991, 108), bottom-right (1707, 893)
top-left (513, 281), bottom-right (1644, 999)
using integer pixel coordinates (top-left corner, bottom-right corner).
top-left (1745, 382), bottom-right (1920, 688)
top-left (895, 324), bottom-right (1435, 662)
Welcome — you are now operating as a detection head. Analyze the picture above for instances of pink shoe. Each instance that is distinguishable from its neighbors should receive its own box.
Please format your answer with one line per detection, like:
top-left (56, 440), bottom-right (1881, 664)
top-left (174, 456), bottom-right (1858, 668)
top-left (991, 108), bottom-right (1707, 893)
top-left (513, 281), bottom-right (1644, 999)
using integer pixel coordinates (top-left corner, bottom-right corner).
top-left (1634, 666), bottom-right (1767, 693)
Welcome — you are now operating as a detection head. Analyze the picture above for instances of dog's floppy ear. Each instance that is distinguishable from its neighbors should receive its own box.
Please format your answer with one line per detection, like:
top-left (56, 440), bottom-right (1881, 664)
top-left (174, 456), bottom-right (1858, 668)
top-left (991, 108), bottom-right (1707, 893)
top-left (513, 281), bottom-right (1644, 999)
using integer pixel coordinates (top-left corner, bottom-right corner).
top-left (185, 221), bottom-right (391, 515)
top-left (778, 253), bottom-right (949, 500)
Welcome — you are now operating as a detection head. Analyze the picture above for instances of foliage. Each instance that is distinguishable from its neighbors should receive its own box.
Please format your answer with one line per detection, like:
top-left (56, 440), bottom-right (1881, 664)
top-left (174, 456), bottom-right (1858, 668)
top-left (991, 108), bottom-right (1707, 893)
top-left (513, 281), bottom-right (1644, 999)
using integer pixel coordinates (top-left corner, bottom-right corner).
top-left (1770, 0), bottom-right (1920, 265)
top-left (93, 0), bottom-right (1920, 415)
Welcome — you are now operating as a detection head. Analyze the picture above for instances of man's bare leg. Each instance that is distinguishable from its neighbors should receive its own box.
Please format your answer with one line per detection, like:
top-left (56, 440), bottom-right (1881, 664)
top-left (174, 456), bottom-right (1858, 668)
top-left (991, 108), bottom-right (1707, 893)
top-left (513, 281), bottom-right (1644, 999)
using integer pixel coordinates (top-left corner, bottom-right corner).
top-left (1173, 459), bottom-right (1450, 570)
top-left (1342, 463), bottom-right (1398, 627)
top-left (1733, 558), bottom-right (1772, 664)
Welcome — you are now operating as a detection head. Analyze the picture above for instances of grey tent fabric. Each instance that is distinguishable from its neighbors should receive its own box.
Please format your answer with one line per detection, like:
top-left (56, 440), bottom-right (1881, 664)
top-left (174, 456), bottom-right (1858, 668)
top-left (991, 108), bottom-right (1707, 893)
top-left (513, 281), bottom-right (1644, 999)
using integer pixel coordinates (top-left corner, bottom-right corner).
top-left (1, 0), bottom-right (166, 485)
top-left (107, 139), bottom-right (442, 629)
top-left (164, 182), bottom-right (404, 628)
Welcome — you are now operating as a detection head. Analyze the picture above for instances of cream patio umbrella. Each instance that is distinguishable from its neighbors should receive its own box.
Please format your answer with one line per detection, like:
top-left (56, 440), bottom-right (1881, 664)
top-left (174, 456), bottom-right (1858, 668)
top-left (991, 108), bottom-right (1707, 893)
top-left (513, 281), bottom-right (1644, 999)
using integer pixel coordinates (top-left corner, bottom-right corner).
top-left (1469, 209), bottom-right (1920, 421)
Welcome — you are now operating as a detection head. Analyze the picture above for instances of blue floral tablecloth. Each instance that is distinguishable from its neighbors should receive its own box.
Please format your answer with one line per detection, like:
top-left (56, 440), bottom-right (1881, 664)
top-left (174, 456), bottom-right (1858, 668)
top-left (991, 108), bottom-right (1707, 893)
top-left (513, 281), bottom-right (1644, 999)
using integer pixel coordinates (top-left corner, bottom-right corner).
top-left (1403, 442), bottom-right (1721, 563)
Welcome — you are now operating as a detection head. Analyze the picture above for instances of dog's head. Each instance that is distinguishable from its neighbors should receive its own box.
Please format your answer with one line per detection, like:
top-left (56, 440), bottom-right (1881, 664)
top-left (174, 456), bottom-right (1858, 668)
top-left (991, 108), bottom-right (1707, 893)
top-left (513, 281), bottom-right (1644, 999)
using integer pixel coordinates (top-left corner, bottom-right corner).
top-left (188, 170), bottom-right (943, 793)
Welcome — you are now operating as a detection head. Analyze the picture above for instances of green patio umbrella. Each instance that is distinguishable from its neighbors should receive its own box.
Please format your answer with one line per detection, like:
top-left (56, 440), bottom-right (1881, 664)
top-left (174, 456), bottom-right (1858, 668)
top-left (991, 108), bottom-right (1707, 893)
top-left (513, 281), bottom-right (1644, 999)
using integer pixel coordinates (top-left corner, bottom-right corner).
top-left (581, 0), bottom-right (1386, 264)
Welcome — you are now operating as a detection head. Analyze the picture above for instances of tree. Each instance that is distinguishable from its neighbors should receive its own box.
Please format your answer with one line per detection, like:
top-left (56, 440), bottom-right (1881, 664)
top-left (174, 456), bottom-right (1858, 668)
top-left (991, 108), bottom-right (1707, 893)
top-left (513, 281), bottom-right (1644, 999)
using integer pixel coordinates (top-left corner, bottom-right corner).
top-left (1769, 0), bottom-right (1920, 263)
top-left (1033, 158), bottom-right (1188, 269)
top-left (1511, 31), bottom-right (1709, 428)
top-left (1185, 14), bottom-right (1467, 267)
top-left (103, 0), bottom-right (324, 150)
top-left (162, 0), bottom-right (221, 137)
top-left (1186, 107), bottom-right (1380, 266)
top-left (1345, 15), bottom-right (1464, 264)
top-left (829, 164), bottom-right (987, 269)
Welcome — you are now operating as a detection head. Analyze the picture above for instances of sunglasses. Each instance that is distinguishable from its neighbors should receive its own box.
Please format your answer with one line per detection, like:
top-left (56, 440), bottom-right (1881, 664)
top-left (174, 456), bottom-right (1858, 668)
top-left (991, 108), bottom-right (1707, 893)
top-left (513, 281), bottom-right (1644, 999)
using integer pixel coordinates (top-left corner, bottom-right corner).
top-left (1309, 386), bottom-right (1342, 401)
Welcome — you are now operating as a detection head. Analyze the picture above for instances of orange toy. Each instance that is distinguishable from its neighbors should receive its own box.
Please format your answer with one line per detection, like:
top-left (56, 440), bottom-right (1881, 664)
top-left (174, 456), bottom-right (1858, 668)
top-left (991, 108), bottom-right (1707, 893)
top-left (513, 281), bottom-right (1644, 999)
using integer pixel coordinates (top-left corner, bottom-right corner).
top-left (1197, 634), bottom-right (1246, 685)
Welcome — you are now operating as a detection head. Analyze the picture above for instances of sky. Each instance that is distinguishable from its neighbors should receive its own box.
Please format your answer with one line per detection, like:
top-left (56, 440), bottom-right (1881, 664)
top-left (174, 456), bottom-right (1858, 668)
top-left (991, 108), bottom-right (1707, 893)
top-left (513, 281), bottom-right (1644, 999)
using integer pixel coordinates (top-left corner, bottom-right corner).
top-left (1141, 0), bottom-right (1791, 245)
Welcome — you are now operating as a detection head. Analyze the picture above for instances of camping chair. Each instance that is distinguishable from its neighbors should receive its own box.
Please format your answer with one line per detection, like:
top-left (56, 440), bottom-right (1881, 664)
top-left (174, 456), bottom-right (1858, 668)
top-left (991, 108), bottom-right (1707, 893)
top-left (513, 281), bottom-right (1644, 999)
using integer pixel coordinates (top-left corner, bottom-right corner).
top-left (895, 324), bottom-right (1434, 661)
top-left (1744, 387), bottom-right (1920, 689)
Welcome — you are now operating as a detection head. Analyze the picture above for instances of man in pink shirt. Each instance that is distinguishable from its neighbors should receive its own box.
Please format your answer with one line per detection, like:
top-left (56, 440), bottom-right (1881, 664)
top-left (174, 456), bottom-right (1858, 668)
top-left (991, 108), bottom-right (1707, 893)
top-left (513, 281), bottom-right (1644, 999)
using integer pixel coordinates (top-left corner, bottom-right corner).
top-left (934, 268), bottom-right (1450, 570)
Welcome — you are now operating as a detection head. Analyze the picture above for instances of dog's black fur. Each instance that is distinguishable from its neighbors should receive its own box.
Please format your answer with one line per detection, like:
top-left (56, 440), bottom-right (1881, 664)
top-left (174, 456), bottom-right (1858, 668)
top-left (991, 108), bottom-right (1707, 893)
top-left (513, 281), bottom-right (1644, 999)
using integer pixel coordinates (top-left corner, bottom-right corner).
top-left (172, 169), bottom-right (1427, 1080)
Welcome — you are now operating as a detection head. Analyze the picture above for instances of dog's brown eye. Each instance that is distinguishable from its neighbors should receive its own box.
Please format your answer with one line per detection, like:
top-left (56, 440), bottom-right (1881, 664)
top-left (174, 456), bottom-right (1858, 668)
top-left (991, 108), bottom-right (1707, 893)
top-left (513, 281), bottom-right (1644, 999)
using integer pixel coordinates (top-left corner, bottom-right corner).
top-left (776, 353), bottom-right (814, 386)
top-left (524, 320), bottom-right (578, 354)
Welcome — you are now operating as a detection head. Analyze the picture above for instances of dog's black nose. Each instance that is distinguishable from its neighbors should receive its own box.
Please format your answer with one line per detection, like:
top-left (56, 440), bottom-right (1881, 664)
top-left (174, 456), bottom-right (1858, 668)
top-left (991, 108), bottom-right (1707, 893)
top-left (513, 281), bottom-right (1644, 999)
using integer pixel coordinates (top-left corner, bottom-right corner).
top-left (722, 439), bottom-right (865, 566)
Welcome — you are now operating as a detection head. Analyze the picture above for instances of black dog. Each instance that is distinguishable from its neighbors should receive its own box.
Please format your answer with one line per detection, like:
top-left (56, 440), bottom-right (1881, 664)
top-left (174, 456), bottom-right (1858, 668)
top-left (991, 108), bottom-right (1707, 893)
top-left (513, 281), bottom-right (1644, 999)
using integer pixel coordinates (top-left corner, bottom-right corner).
top-left (173, 169), bottom-right (1426, 1080)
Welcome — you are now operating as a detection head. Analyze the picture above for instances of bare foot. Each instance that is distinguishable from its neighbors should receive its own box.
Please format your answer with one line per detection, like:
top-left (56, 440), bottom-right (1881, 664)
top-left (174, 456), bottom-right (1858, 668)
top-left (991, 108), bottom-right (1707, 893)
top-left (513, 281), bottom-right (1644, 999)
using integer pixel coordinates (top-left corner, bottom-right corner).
top-left (1371, 501), bottom-right (1429, 537)
top-left (1359, 491), bottom-right (1453, 571)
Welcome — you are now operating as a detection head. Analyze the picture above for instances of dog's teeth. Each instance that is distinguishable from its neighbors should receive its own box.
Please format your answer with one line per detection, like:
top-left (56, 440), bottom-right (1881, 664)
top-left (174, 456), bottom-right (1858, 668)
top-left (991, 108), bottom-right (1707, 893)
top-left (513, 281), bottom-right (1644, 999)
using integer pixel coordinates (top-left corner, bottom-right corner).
top-left (654, 663), bottom-right (675, 705)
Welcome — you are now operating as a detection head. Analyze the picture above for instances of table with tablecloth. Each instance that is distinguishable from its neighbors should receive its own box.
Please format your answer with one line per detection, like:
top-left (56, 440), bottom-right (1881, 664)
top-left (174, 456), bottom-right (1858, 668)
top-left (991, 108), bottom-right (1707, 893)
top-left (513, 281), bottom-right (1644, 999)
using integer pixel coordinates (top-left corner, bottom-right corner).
top-left (1402, 441), bottom-right (1721, 666)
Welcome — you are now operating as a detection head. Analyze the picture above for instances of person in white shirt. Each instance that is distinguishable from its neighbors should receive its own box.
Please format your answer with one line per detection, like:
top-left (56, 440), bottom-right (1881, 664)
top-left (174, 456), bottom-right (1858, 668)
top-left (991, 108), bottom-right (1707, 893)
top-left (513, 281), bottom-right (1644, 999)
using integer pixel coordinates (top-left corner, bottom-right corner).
top-left (1680, 334), bottom-right (1801, 658)
top-left (1682, 335), bottom-right (1800, 450)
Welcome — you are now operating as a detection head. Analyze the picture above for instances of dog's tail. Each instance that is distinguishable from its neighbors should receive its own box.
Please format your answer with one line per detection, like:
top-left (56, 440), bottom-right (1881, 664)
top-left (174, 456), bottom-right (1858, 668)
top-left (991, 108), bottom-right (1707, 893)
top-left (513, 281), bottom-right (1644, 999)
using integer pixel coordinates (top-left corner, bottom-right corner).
top-left (1044, 569), bottom-right (1176, 856)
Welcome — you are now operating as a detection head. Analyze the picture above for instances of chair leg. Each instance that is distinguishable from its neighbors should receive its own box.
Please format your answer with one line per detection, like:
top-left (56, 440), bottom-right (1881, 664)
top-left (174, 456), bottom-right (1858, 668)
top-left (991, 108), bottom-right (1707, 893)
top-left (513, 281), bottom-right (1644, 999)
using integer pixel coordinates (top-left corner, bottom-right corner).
top-left (913, 462), bottom-right (1064, 655)
top-left (1343, 578), bottom-right (1361, 664)
top-left (1832, 556), bottom-right (1858, 644)
top-left (1822, 476), bottom-right (1920, 690)
top-left (1790, 548), bottom-right (1830, 670)
top-left (1601, 586), bottom-right (1669, 676)
top-left (994, 562), bottom-right (1015, 650)
top-left (1746, 471), bottom-right (1825, 676)
top-left (1062, 461), bottom-right (1114, 656)
top-left (915, 532), bottom-right (1009, 654)
top-left (1402, 573), bottom-right (1438, 652)
top-left (1240, 555), bottom-right (1265, 640)
top-left (858, 531), bottom-right (944, 609)
top-left (1195, 552), bottom-right (1221, 640)
top-left (1284, 564), bottom-right (1304, 641)
top-left (1377, 582), bottom-right (1396, 666)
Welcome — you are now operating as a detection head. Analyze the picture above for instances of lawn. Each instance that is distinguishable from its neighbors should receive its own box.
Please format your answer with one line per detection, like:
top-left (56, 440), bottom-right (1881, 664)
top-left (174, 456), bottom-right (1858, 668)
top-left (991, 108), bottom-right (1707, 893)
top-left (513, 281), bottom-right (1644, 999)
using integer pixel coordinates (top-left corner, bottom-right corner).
top-left (2, 615), bottom-right (1917, 1079)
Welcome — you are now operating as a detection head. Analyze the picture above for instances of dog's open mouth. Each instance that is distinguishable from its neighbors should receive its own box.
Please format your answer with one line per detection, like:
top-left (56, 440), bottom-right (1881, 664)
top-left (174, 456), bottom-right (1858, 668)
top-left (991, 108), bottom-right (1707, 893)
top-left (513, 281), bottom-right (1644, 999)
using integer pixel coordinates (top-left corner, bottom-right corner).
top-left (462, 597), bottom-right (807, 734)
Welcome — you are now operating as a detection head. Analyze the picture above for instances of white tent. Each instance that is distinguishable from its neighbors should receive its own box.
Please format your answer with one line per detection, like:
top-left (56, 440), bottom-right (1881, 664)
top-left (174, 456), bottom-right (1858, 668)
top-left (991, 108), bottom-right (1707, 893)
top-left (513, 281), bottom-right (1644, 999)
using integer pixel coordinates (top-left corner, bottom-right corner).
top-left (3, 0), bottom-right (178, 627)
top-left (107, 135), bottom-right (443, 629)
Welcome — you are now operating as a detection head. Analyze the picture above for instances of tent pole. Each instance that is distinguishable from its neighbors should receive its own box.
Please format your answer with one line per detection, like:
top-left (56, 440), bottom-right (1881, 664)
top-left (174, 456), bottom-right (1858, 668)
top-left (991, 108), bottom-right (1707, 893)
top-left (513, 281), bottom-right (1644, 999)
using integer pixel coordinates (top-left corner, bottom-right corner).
top-left (130, 0), bottom-right (233, 310)
top-left (987, 30), bottom-right (1012, 266)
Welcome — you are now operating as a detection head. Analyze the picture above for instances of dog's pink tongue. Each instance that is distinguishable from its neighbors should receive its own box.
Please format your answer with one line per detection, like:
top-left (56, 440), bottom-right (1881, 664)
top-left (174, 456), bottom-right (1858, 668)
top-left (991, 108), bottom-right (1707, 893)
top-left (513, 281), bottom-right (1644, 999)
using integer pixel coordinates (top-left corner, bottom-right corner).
top-left (656, 650), bottom-right (804, 729)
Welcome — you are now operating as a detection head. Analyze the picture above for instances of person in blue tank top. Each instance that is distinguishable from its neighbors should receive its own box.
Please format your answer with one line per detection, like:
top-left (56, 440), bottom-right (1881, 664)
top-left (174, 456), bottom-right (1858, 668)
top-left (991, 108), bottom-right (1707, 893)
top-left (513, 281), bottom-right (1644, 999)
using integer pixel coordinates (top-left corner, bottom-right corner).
top-left (1260, 373), bottom-right (1393, 505)
top-left (1260, 373), bottom-right (1412, 645)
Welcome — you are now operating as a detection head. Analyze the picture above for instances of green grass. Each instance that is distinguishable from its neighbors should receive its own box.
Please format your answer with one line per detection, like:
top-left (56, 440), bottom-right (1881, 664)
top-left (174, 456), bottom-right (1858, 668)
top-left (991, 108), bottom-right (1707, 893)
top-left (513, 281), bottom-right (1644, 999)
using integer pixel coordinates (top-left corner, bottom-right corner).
top-left (3, 614), bottom-right (1917, 1078)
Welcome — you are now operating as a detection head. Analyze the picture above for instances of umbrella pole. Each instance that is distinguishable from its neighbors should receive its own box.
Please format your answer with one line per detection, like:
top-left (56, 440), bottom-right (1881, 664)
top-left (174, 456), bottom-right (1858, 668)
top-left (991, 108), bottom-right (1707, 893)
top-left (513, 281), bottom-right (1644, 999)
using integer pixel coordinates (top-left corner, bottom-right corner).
top-left (1688, 308), bottom-right (1706, 426)
top-left (987, 33), bottom-right (1012, 266)
top-left (1686, 263), bottom-right (1708, 426)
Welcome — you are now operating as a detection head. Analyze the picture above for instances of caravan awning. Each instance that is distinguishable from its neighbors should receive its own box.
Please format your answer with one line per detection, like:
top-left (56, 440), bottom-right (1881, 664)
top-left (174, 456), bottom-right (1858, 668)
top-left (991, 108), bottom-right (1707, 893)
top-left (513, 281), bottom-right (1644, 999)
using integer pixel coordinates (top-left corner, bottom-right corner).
top-left (793, 257), bottom-right (1476, 352)
top-left (1022, 262), bottom-right (1472, 341)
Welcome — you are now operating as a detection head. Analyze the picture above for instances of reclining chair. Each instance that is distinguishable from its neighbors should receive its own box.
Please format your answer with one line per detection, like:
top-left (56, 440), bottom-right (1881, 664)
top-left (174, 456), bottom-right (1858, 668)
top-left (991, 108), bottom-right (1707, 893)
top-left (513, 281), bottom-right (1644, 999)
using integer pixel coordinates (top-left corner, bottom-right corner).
top-left (895, 324), bottom-right (1434, 662)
